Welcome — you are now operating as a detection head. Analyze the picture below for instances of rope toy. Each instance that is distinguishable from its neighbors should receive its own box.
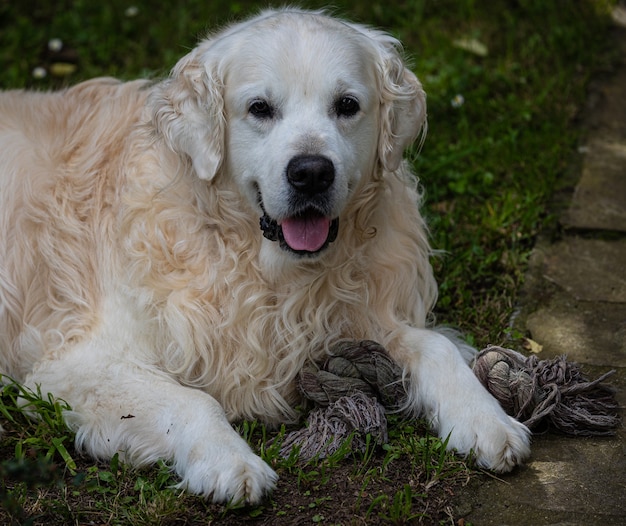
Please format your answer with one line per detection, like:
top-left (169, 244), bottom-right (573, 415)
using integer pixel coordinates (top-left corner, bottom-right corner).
top-left (472, 346), bottom-right (620, 436)
top-left (279, 341), bottom-right (620, 460)
top-left (279, 340), bottom-right (406, 460)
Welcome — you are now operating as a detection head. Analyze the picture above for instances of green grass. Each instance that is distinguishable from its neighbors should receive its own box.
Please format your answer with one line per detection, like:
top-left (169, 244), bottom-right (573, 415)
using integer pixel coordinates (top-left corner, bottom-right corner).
top-left (0, 0), bottom-right (616, 524)
top-left (0, 382), bottom-right (468, 524)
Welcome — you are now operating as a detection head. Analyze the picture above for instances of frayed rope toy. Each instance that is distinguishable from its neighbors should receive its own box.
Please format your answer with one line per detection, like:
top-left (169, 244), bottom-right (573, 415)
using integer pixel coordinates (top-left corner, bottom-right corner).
top-left (279, 340), bottom-right (620, 460)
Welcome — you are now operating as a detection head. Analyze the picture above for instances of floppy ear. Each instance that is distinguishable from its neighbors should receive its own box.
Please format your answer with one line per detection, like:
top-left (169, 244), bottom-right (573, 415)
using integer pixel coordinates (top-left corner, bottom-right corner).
top-left (150, 42), bottom-right (224, 181)
top-left (370, 32), bottom-right (427, 172)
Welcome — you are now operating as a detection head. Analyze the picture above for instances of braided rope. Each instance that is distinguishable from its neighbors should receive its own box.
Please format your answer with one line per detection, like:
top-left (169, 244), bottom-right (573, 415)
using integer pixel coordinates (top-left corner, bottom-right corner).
top-left (298, 340), bottom-right (407, 408)
top-left (278, 391), bottom-right (388, 460)
top-left (279, 340), bottom-right (405, 460)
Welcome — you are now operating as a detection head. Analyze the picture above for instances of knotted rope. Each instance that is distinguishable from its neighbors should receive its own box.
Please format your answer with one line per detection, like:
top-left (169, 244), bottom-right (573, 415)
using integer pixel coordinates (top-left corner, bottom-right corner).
top-left (279, 341), bottom-right (620, 460)
top-left (279, 340), bottom-right (405, 460)
top-left (472, 346), bottom-right (620, 436)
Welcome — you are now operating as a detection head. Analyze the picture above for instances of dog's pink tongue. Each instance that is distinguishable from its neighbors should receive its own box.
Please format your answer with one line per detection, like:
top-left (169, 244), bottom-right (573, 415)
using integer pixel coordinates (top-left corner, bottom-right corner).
top-left (281, 215), bottom-right (331, 252)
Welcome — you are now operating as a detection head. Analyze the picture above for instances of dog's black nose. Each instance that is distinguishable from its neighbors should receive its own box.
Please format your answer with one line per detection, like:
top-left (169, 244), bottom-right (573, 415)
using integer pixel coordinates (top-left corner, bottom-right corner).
top-left (286, 155), bottom-right (335, 195)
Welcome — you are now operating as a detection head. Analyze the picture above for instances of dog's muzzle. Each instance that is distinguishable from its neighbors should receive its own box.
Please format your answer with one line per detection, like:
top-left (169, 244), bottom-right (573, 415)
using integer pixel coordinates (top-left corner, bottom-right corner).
top-left (258, 154), bottom-right (339, 255)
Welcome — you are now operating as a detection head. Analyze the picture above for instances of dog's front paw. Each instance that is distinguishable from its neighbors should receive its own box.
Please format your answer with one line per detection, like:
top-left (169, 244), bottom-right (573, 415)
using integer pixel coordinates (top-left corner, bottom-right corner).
top-left (177, 439), bottom-right (278, 504)
top-left (447, 409), bottom-right (531, 473)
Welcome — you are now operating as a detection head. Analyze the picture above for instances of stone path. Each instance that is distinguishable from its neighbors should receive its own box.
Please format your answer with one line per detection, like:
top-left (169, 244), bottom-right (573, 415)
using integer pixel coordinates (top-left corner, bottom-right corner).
top-left (454, 8), bottom-right (626, 526)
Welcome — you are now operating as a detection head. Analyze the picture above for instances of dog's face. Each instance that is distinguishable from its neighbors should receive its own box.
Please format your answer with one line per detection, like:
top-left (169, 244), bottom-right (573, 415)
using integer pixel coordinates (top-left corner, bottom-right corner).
top-left (153, 10), bottom-right (427, 260)
top-left (224, 19), bottom-right (381, 257)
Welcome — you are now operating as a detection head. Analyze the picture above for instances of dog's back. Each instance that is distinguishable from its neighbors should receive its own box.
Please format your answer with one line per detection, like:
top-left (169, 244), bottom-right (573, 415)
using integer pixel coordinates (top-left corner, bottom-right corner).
top-left (0, 78), bottom-right (148, 379)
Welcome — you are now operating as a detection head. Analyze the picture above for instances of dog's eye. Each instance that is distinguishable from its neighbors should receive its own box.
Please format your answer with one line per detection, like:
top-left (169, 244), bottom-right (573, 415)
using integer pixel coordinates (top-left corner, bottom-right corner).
top-left (249, 99), bottom-right (274, 119)
top-left (335, 96), bottom-right (360, 118)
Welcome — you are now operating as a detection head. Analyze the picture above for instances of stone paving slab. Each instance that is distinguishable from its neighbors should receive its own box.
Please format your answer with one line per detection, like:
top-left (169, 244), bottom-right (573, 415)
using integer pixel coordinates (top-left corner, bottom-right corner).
top-left (525, 297), bottom-right (626, 367)
top-left (562, 17), bottom-right (626, 233)
top-left (520, 236), bottom-right (626, 366)
top-left (563, 140), bottom-right (626, 232)
top-left (540, 237), bottom-right (626, 303)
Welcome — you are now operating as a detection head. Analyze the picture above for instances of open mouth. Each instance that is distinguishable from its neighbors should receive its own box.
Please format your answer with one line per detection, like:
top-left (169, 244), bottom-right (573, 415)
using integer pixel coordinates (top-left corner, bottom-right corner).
top-left (260, 209), bottom-right (339, 255)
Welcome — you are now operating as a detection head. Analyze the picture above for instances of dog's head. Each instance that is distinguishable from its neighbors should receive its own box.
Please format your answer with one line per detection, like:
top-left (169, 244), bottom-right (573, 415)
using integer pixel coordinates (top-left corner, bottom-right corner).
top-left (152, 9), bottom-right (426, 260)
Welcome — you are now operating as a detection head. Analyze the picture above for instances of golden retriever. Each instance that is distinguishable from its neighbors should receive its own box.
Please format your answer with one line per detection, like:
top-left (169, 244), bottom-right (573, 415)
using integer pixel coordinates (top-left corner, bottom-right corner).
top-left (0, 8), bottom-right (530, 503)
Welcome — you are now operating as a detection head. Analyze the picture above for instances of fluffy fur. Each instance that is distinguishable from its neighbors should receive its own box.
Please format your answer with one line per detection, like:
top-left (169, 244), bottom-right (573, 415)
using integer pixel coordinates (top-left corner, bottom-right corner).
top-left (0, 9), bottom-right (530, 503)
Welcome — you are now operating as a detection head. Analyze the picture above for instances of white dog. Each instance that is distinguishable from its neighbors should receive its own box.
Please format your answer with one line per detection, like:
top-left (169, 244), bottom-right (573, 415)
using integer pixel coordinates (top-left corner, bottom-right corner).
top-left (0, 9), bottom-right (530, 503)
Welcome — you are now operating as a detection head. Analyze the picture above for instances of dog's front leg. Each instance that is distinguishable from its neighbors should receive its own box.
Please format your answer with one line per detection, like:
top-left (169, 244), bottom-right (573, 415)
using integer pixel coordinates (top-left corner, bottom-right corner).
top-left (392, 327), bottom-right (531, 472)
top-left (24, 350), bottom-right (277, 504)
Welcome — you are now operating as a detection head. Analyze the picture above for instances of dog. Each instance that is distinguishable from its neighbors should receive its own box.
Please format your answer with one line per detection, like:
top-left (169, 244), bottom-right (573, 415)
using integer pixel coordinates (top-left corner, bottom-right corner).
top-left (0, 8), bottom-right (530, 503)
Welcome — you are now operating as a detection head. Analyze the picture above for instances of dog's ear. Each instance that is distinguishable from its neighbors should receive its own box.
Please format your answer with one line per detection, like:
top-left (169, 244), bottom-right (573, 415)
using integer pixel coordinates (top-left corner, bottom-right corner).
top-left (370, 32), bottom-right (427, 172)
top-left (151, 42), bottom-right (224, 181)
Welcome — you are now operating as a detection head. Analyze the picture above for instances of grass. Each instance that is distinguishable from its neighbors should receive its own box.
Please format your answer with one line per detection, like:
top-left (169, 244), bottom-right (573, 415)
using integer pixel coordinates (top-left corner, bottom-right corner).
top-left (0, 0), bottom-right (617, 524)
top-left (1, 382), bottom-right (468, 524)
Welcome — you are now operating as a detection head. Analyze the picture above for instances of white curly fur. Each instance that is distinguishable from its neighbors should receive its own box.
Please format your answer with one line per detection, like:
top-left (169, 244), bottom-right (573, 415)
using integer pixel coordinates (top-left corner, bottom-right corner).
top-left (0, 8), bottom-right (530, 503)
